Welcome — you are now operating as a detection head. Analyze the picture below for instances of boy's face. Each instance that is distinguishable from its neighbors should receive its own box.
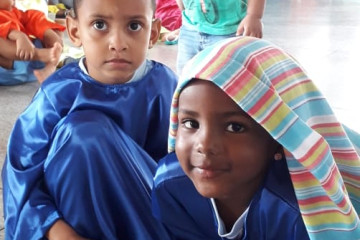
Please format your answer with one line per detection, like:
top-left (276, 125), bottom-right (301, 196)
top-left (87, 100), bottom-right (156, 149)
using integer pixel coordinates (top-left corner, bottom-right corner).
top-left (0, 0), bottom-right (14, 10)
top-left (175, 80), bottom-right (278, 205)
top-left (67, 0), bottom-right (160, 84)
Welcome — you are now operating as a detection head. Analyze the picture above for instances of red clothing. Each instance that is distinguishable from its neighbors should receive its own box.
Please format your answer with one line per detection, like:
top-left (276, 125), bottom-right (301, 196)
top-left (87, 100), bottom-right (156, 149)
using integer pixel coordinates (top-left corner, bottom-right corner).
top-left (0, 7), bottom-right (65, 41)
top-left (155, 0), bottom-right (182, 31)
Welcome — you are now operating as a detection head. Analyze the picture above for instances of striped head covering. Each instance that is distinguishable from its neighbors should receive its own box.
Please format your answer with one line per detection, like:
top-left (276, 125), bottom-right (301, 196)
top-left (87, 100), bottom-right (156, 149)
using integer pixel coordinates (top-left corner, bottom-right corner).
top-left (168, 36), bottom-right (360, 239)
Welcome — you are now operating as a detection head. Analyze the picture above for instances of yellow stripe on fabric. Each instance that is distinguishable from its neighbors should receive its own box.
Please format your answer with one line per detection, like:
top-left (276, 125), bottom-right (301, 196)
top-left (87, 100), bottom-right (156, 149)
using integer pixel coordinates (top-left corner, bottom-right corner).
top-left (300, 201), bottom-right (338, 212)
top-left (292, 179), bottom-right (322, 189)
top-left (250, 94), bottom-right (278, 120)
top-left (280, 80), bottom-right (319, 103)
top-left (273, 71), bottom-right (307, 90)
top-left (293, 169), bottom-right (343, 197)
top-left (248, 51), bottom-right (281, 82)
top-left (259, 103), bottom-right (292, 132)
top-left (231, 75), bottom-right (259, 102)
top-left (314, 126), bottom-right (344, 135)
top-left (259, 51), bottom-right (289, 77)
top-left (300, 139), bottom-right (328, 167)
top-left (332, 158), bottom-right (360, 167)
top-left (303, 211), bottom-right (358, 227)
top-left (197, 39), bottom-right (251, 81)
top-left (345, 184), bottom-right (360, 198)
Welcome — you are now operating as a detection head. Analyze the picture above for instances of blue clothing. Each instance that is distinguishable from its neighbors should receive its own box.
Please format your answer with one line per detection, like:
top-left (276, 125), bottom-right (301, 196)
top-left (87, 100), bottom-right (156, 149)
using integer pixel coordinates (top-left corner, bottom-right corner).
top-left (152, 152), bottom-right (310, 240)
top-left (176, 0), bottom-right (247, 74)
top-left (2, 61), bottom-right (178, 239)
top-left (176, 24), bottom-right (236, 74)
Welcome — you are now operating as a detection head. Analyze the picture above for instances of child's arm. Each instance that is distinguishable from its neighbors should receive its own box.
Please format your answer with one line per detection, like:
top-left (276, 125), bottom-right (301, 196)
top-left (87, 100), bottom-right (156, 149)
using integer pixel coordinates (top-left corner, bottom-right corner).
top-left (7, 29), bottom-right (35, 60)
top-left (236, 0), bottom-right (266, 38)
top-left (46, 220), bottom-right (90, 240)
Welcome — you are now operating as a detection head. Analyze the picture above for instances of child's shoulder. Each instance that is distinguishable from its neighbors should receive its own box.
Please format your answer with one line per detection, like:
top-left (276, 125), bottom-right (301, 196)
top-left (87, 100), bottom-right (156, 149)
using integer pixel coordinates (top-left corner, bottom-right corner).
top-left (148, 60), bottom-right (178, 82)
top-left (261, 160), bottom-right (300, 211)
top-left (154, 152), bottom-right (185, 185)
top-left (41, 62), bottom-right (87, 91)
top-left (46, 61), bottom-right (82, 82)
top-left (140, 60), bottom-right (178, 92)
top-left (244, 160), bottom-right (309, 239)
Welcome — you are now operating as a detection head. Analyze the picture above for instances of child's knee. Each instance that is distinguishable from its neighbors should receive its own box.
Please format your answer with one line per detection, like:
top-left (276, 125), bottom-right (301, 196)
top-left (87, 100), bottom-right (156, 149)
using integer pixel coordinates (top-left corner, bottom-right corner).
top-left (45, 110), bottom-right (118, 169)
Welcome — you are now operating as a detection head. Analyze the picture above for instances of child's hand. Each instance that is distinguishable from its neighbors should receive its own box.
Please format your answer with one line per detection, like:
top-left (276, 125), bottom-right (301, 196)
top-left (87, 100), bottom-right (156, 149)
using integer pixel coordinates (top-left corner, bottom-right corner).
top-left (8, 30), bottom-right (36, 60)
top-left (200, 0), bottom-right (207, 13)
top-left (15, 33), bottom-right (35, 60)
top-left (236, 15), bottom-right (263, 38)
top-left (46, 219), bottom-right (93, 240)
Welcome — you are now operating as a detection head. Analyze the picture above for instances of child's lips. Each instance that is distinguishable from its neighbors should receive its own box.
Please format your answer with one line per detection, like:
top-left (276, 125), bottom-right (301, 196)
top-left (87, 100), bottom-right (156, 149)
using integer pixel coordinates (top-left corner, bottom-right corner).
top-left (105, 58), bottom-right (131, 67)
top-left (193, 166), bottom-right (226, 179)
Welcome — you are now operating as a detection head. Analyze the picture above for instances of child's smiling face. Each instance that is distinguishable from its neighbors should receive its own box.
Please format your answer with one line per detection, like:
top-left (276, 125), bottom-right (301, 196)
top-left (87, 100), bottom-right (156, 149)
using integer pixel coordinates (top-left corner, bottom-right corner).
top-left (67, 0), bottom-right (159, 84)
top-left (175, 80), bottom-right (279, 205)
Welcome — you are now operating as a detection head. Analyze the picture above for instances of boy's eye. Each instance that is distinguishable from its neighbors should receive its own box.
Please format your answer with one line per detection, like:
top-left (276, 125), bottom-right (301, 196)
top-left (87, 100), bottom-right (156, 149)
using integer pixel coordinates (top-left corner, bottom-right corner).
top-left (226, 123), bottom-right (245, 133)
top-left (128, 22), bottom-right (142, 31)
top-left (183, 120), bottom-right (199, 129)
top-left (93, 20), bottom-right (107, 31)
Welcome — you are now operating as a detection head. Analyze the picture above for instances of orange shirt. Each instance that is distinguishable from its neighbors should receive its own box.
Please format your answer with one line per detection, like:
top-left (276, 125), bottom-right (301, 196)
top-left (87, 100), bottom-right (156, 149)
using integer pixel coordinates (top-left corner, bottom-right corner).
top-left (0, 7), bottom-right (65, 40)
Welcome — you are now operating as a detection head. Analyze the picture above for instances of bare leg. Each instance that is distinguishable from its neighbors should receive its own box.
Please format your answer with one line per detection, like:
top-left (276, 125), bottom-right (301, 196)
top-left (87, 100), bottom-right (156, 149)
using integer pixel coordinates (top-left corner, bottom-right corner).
top-left (0, 38), bottom-right (15, 68)
top-left (43, 29), bottom-right (64, 48)
top-left (0, 37), bottom-right (58, 63)
top-left (0, 36), bottom-right (63, 83)
top-left (34, 42), bottom-right (63, 83)
top-left (0, 55), bottom-right (13, 69)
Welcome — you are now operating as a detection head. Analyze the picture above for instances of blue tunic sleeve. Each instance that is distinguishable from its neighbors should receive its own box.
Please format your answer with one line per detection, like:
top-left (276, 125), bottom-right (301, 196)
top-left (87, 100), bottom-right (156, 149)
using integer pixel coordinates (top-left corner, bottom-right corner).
top-left (2, 86), bottom-right (64, 238)
top-left (2, 61), bottom-right (178, 239)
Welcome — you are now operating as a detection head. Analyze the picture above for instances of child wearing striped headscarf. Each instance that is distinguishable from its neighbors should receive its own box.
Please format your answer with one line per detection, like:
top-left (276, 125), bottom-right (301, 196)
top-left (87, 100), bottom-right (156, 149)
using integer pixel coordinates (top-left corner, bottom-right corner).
top-left (152, 36), bottom-right (360, 239)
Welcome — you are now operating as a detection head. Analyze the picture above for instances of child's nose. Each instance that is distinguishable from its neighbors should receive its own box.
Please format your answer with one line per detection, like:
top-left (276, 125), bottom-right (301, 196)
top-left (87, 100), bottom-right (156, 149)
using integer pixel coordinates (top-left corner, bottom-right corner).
top-left (196, 128), bottom-right (223, 156)
top-left (109, 32), bottom-right (128, 52)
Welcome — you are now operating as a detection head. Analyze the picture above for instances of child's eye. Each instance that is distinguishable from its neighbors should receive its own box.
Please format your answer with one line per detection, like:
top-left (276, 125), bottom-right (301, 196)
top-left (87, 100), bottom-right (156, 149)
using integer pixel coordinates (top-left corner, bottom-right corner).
top-left (226, 123), bottom-right (245, 133)
top-left (183, 120), bottom-right (199, 129)
top-left (128, 22), bottom-right (142, 31)
top-left (93, 20), bottom-right (107, 31)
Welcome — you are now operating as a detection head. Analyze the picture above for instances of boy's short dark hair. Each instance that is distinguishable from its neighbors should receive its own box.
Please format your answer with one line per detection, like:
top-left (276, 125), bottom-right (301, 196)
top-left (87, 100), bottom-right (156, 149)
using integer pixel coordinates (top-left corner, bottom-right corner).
top-left (72, 0), bottom-right (156, 17)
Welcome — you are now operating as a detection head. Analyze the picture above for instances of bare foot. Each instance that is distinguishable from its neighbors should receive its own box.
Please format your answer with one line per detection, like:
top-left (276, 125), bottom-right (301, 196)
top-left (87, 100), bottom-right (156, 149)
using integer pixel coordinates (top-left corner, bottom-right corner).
top-left (34, 43), bottom-right (62, 84)
top-left (160, 29), bottom-right (180, 42)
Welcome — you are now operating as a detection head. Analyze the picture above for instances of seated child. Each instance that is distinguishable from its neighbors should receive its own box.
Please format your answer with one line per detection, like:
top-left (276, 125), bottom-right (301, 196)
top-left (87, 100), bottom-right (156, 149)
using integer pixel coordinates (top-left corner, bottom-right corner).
top-left (2, 0), bottom-right (177, 239)
top-left (152, 37), bottom-right (360, 239)
top-left (0, 0), bottom-right (65, 84)
top-left (155, 0), bottom-right (181, 44)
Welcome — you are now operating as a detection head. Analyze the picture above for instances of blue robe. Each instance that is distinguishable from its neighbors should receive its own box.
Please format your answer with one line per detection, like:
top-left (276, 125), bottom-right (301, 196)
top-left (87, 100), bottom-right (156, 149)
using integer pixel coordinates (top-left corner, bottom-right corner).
top-left (2, 61), bottom-right (178, 239)
top-left (152, 152), bottom-right (310, 240)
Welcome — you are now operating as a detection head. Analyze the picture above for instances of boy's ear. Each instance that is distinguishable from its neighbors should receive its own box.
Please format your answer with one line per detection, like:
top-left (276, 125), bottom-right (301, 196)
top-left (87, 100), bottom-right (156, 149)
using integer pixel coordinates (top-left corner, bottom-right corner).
top-left (149, 18), bottom-right (161, 49)
top-left (66, 16), bottom-right (82, 47)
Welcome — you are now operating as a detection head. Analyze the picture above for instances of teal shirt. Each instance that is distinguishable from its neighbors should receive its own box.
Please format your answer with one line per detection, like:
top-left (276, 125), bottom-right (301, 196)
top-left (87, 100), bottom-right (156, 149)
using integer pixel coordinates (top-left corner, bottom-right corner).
top-left (182, 0), bottom-right (248, 35)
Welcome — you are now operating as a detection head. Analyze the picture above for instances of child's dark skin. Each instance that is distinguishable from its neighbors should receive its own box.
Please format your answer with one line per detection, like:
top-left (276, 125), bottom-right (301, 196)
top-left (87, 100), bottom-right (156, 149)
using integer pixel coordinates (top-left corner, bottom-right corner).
top-left (175, 80), bottom-right (280, 230)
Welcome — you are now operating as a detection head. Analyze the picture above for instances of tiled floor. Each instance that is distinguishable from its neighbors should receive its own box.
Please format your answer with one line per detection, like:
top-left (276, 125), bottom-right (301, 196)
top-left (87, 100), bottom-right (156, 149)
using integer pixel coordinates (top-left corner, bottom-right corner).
top-left (0, 0), bottom-right (359, 238)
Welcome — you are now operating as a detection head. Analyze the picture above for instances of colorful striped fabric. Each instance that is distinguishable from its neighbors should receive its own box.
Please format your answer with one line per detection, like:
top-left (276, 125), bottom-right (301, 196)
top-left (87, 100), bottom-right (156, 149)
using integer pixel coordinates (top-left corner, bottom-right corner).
top-left (168, 36), bottom-right (360, 239)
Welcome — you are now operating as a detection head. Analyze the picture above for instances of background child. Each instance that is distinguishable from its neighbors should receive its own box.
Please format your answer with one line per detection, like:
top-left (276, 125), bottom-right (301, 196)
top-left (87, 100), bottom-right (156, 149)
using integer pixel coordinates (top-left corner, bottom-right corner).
top-left (2, 0), bottom-right (177, 239)
top-left (155, 0), bottom-right (181, 44)
top-left (152, 37), bottom-right (360, 239)
top-left (175, 0), bottom-right (265, 74)
top-left (0, 0), bottom-right (65, 84)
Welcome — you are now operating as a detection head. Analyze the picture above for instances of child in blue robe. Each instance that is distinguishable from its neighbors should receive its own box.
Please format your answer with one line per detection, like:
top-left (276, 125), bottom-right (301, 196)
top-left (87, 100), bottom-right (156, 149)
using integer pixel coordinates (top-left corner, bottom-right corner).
top-left (2, 0), bottom-right (177, 239)
top-left (152, 37), bottom-right (360, 239)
